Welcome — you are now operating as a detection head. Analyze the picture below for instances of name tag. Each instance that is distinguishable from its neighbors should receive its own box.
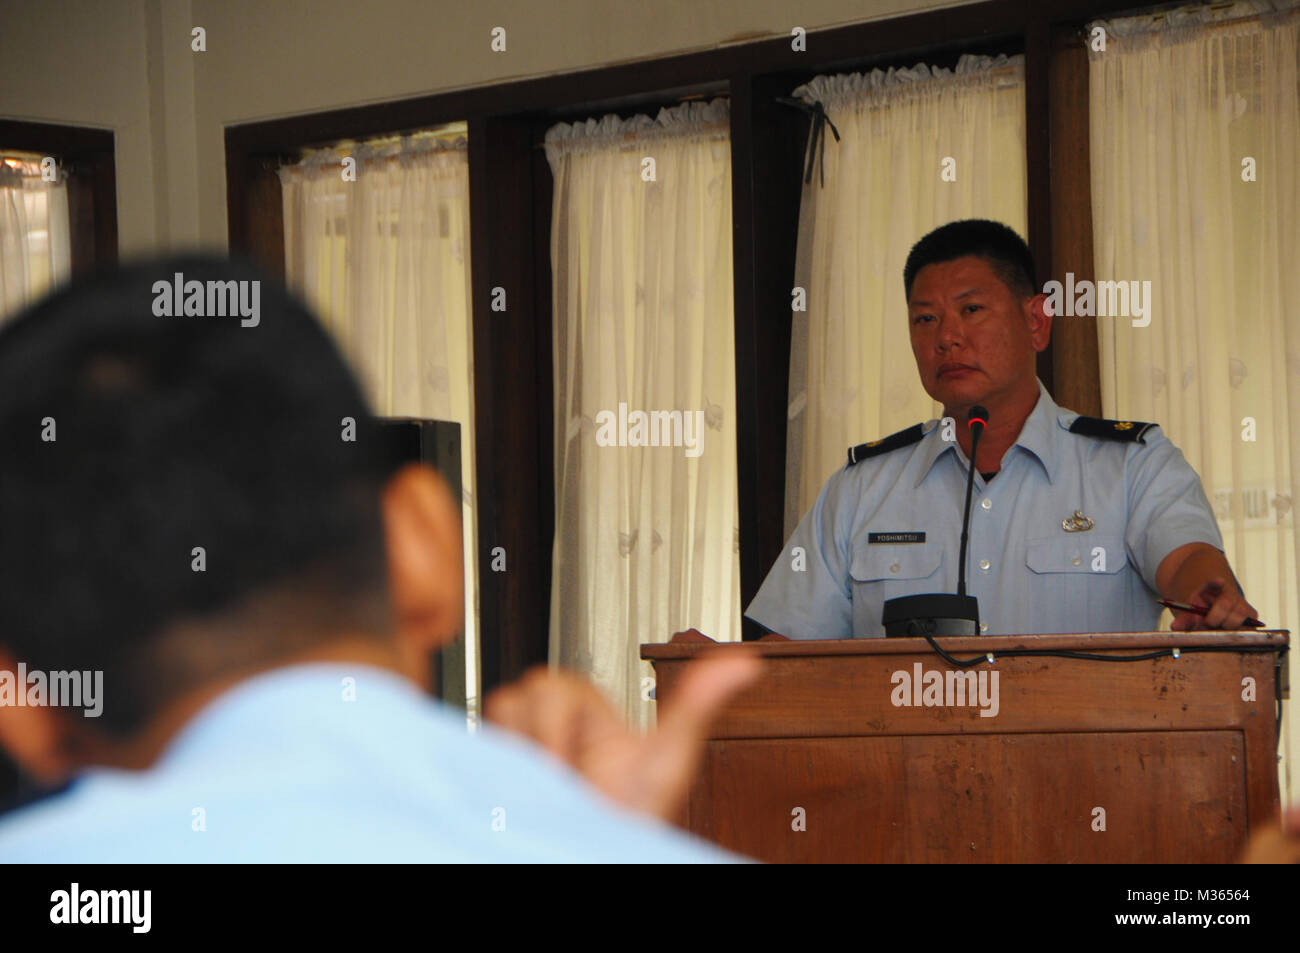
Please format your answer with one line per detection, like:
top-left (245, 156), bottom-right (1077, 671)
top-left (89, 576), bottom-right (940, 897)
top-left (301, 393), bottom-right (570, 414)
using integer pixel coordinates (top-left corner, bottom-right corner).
top-left (868, 531), bottom-right (926, 544)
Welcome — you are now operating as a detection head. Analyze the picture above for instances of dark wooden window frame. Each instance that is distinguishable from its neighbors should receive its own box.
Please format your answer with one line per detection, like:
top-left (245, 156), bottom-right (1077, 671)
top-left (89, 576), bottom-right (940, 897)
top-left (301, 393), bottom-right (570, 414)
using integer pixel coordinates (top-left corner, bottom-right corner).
top-left (226, 0), bottom-right (1140, 690)
top-left (0, 120), bottom-right (118, 275)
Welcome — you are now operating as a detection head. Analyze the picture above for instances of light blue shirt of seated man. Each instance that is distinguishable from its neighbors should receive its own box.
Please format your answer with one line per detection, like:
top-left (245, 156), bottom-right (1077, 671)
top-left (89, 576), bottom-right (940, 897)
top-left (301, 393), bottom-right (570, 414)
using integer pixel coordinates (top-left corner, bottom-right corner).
top-left (746, 376), bottom-right (1225, 639)
top-left (0, 662), bottom-right (745, 863)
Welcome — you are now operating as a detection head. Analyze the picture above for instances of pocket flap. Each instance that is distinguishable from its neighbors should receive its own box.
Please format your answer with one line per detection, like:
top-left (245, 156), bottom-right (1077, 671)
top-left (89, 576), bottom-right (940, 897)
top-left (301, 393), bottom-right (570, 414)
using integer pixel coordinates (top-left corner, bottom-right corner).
top-left (850, 545), bottom-right (943, 582)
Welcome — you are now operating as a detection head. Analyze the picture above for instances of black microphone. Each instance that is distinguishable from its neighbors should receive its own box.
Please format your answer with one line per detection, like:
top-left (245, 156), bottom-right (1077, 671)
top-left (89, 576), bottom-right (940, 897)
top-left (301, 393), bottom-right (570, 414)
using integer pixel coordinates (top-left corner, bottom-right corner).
top-left (881, 405), bottom-right (987, 637)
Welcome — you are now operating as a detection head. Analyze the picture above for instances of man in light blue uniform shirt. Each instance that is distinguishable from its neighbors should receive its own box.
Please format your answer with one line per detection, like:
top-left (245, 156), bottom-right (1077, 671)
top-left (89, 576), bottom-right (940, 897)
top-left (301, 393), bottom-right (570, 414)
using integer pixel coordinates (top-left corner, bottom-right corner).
top-left (747, 220), bottom-right (1259, 639)
top-left (0, 256), bottom-right (753, 863)
top-left (0, 662), bottom-right (739, 862)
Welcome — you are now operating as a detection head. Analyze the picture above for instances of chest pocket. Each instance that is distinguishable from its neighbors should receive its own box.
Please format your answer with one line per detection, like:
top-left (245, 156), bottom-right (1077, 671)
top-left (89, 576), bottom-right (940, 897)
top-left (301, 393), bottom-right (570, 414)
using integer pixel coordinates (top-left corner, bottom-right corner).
top-left (1025, 535), bottom-right (1129, 633)
top-left (1026, 535), bottom-right (1127, 574)
top-left (849, 546), bottom-right (944, 635)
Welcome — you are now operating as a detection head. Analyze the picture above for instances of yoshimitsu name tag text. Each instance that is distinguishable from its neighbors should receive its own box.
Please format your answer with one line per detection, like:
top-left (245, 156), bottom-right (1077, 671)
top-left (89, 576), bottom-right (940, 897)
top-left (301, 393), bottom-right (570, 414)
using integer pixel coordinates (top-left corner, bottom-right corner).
top-left (868, 532), bottom-right (926, 544)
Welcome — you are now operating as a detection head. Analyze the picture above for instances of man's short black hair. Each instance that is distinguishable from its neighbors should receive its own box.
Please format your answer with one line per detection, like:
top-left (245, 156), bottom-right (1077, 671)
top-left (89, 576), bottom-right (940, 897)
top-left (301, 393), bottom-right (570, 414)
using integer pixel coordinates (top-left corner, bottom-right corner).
top-left (903, 219), bottom-right (1037, 301)
top-left (0, 255), bottom-right (397, 735)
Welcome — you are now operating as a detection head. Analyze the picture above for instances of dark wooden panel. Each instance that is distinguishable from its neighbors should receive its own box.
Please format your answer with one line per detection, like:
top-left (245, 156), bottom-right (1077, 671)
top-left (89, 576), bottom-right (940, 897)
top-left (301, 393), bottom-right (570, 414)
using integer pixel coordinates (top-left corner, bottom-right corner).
top-left (669, 644), bottom-right (1278, 739)
top-left (468, 116), bottom-right (551, 692)
top-left (1026, 14), bottom-right (1055, 396)
top-left (529, 118), bottom-right (556, 681)
top-left (731, 73), bottom-right (810, 638)
top-left (243, 158), bottom-right (285, 279)
top-left (87, 143), bottom-right (118, 270)
top-left (696, 730), bottom-right (1246, 862)
top-left (645, 629), bottom-right (1289, 659)
top-left (65, 172), bottom-right (98, 278)
top-left (224, 143), bottom-right (292, 277)
top-left (692, 735), bottom-right (906, 861)
top-left (1048, 29), bottom-right (1102, 416)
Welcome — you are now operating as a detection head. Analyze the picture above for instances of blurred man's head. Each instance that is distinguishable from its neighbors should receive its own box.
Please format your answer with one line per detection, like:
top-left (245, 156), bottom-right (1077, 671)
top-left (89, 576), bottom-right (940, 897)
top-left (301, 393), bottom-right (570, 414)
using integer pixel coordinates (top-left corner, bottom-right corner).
top-left (903, 220), bottom-right (1050, 417)
top-left (0, 255), bottom-right (462, 780)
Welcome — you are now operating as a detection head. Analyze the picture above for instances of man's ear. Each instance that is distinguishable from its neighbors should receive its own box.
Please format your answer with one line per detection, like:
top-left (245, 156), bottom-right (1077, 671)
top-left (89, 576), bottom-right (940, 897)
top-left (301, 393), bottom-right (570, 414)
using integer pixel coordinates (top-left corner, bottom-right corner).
top-left (1026, 292), bottom-right (1052, 352)
top-left (0, 648), bottom-right (76, 785)
top-left (381, 464), bottom-right (465, 655)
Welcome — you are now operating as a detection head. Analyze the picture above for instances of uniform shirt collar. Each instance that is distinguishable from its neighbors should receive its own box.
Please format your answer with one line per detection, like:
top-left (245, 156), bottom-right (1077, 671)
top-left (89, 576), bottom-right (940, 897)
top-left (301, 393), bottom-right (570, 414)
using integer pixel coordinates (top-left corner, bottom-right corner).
top-left (148, 661), bottom-right (427, 771)
top-left (914, 377), bottom-right (1072, 487)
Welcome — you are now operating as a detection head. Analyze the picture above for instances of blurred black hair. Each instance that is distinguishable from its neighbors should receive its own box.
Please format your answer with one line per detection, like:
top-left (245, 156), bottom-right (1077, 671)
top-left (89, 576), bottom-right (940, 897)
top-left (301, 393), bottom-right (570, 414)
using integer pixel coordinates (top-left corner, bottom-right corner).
top-left (0, 255), bottom-right (397, 734)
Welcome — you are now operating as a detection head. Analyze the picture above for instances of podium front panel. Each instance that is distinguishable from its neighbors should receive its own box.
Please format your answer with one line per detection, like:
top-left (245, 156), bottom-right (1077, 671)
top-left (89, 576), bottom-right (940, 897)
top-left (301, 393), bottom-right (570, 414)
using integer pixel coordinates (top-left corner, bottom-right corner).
top-left (644, 632), bottom-right (1286, 863)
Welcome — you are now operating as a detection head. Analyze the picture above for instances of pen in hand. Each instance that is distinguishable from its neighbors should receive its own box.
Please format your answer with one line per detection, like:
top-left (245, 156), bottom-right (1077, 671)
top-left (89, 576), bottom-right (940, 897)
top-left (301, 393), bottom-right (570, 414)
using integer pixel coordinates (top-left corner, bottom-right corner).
top-left (1158, 599), bottom-right (1265, 628)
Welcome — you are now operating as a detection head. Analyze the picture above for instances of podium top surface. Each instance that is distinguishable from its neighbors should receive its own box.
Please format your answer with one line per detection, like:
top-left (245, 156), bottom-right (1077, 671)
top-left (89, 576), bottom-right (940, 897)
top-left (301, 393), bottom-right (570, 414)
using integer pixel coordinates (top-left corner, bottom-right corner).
top-left (640, 630), bottom-right (1289, 660)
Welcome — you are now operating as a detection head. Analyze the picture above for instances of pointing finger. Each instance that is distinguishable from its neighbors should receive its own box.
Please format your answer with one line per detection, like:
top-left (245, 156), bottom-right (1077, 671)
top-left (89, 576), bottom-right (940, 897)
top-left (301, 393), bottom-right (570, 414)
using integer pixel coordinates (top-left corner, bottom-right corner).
top-left (655, 651), bottom-right (763, 745)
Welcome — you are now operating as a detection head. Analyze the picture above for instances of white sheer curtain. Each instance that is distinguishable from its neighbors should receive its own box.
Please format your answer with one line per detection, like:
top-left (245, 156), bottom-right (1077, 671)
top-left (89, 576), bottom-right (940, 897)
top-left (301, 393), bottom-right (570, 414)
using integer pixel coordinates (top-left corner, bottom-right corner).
top-left (545, 99), bottom-right (740, 730)
top-left (0, 154), bottom-right (71, 322)
top-left (278, 132), bottom-right (481, 716)
top-left (785, 55), bottom-right (1026, 530)
top-left (1089, 0), bottom-right (1300, 802)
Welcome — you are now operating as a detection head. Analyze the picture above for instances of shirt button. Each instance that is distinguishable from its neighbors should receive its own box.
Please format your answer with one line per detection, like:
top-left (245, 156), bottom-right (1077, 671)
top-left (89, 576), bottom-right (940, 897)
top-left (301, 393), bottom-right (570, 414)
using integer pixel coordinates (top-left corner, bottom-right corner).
top-left (980, 498), bottom-right (992, 510)
top-left (890, 563), bottom-right (900, 573)
top-left (978, 558), bottom-right (990, 571)
top-left (1072, 556), bottom-right (1082, 566)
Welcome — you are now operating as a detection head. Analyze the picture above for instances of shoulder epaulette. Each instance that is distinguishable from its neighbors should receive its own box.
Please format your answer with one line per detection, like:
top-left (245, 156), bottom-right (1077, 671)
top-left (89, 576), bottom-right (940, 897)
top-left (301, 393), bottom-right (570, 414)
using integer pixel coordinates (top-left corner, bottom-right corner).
top-left (846, 423), bottom-right (925, 466)
top-left (1067, 415), bottom-right (1156, 443)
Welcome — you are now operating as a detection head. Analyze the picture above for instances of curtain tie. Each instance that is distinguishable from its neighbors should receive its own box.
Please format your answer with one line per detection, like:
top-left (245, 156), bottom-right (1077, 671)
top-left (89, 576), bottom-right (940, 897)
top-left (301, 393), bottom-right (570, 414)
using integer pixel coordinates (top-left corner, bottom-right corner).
top-left (776, 97), bottom-right (841, 187)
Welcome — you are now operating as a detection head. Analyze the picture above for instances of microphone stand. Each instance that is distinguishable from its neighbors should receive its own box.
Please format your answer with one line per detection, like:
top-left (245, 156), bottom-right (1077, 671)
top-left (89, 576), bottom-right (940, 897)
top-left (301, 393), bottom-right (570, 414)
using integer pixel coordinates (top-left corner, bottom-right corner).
top-left (957, 410), bottom-right (985, 598)
top-left (881, 406), bottom-right (986, 637)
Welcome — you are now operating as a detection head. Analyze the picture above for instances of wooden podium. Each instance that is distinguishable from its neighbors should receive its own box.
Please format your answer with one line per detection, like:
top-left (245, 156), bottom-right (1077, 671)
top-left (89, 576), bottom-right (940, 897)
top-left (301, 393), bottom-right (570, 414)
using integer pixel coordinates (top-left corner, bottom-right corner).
top-left (641, 630), bottom-right (1289, 863)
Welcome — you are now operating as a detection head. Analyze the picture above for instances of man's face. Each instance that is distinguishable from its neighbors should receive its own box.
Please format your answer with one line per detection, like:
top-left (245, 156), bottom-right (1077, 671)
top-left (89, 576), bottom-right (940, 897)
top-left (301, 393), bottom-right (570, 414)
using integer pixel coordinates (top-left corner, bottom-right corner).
top-left (907, 255), bottom-right (1049, 412)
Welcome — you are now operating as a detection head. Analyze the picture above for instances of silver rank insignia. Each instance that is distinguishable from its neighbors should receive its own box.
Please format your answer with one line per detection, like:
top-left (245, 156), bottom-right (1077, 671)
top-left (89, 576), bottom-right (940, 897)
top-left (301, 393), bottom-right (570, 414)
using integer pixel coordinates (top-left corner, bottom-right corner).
top-left (1062, 510), bottom-right (1094, 532)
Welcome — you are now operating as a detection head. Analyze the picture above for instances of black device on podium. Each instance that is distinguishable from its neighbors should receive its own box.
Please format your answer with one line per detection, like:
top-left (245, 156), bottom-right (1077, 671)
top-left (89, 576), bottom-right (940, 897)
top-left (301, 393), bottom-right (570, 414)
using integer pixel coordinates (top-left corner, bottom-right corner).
top-left (882, 405), bottom-right (987, 637)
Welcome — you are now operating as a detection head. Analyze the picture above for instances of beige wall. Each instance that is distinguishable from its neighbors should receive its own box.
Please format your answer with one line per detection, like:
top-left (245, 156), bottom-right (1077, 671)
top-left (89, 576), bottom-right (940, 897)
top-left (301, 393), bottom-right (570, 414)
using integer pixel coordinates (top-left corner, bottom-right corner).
top-left (0, 0), bottom-right (157, 254)
top-left (0, 0), bottom-right (976, 254)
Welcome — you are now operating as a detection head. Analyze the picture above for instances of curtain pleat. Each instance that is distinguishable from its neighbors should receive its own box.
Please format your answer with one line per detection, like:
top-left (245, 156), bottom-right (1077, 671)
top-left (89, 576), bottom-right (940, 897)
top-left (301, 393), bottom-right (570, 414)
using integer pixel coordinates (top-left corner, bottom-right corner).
top-left (0, 156), bottom-right (72, 322)
top-left (545, 100), bottom-right (740, 730)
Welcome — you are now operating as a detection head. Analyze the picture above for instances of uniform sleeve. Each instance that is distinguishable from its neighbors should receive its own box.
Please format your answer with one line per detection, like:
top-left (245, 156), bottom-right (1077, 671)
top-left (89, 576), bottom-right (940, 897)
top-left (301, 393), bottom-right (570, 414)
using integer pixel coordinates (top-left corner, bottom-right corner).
top-left (744, 466), bottom-right (854, 639)
top-left (1124, 426), bottom-right (1225, 594)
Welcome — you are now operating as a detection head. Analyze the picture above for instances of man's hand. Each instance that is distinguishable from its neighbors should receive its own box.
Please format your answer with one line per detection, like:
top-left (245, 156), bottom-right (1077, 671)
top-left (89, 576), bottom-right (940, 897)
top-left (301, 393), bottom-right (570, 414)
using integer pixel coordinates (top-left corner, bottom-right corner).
top-left (1169, 576), bottom-right (1260, 631)
top-left (1239, 806), bottom-right (1300, 863)
top-left (1158, 543), bottom-right (1259, 630)
top-left (484, 651), bottom-right (762, 823)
